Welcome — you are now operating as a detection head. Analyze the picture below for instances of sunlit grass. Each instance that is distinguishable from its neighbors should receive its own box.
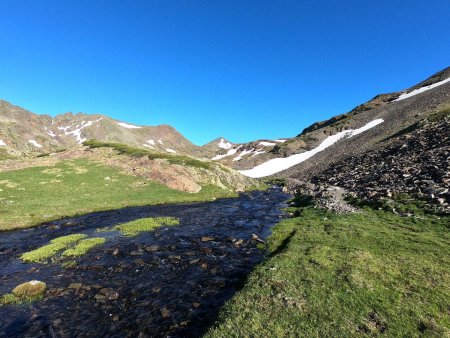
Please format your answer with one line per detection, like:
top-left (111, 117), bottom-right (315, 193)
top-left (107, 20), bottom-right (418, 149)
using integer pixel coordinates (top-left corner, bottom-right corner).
top-left (0, 158), bottom-right (236, 231)
top-left (206, 204), bottom-right (450, 337)
top-left (62, 237), bottom-right (106, 257)
top-left (113, 217), bottom-right (180, 236)
top-left (20, 234), bottom-right (87, 263)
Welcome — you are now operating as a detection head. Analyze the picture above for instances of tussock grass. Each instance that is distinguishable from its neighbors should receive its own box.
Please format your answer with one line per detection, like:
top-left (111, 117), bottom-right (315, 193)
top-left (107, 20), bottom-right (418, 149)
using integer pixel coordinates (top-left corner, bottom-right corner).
top-left (206, 204), bottom-right (450, 337)
top-left (20, 234), bottom-right (87, 263)
top-left (114, 217), bottom-right (180, 236)
top-left (62, 237), bottom-right (106, 257)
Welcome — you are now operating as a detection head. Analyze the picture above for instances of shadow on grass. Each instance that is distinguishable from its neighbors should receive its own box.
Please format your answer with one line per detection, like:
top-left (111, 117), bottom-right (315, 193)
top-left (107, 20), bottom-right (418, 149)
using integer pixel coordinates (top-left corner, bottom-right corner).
top-left (268, 230), bottom-right (297, 259)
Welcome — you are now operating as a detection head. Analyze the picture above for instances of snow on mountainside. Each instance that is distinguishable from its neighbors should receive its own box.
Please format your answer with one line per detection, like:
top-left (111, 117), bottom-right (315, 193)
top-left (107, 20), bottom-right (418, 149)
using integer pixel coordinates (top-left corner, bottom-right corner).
top-left (239, 119), bottom-right (384, 178)
top-left (211, 66), bottom-right (450, 179)
top-left (0, 66), bottom-right (448, 179)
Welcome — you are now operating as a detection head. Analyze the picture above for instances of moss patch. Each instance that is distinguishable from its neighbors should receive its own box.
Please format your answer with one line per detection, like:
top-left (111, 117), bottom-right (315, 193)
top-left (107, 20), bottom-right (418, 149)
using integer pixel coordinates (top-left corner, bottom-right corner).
top-left (114, 217), bottom-right (180, 236)
top-left (62, 237), bottom-right (106, 257)
top-left (20, 234), bottom-right (87, 263)
top-left (1, 280), bottom-right (47, 306)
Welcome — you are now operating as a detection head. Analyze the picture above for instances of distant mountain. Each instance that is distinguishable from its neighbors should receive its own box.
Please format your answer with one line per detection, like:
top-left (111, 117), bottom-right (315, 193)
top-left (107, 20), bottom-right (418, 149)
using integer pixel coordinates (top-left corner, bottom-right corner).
top-left (0, 101), bottom-right (197, 155)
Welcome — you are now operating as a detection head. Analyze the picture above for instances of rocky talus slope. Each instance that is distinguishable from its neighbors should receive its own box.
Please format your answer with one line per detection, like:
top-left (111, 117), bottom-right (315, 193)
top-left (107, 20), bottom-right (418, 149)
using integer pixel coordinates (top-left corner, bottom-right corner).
top-left (309, 116), bottom-right (450, 214)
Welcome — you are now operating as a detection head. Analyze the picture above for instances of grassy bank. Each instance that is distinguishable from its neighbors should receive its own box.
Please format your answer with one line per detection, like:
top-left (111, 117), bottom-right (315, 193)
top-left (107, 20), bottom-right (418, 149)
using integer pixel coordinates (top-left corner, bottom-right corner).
top-left (0, 158), bottom-right (236, 231)
top-left (206, 204), bottom-right (450, 337)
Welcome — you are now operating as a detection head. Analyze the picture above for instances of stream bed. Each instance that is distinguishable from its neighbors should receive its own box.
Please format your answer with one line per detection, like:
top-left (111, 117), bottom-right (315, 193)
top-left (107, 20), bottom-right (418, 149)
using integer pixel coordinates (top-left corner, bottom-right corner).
top-left (0, 187), bottom-right (290, 337)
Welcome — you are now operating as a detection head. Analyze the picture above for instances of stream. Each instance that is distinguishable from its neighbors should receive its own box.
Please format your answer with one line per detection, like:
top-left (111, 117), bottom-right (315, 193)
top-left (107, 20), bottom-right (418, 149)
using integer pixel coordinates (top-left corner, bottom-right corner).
top-left (0, 187), bottom-right (290, 337)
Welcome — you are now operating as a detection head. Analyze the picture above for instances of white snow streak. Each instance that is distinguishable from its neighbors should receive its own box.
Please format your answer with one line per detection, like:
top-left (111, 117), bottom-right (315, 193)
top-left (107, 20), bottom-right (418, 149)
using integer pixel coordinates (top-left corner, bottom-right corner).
top-left (29, 140), bottom-right (43, 148)
top-left (0, 140), bottom-right (6, 147)
top-left (146, 139), bottom-right (155, 145)
top-left (394, 77), bottom-right (450, 102)
top-left (166, 148), bottom-right (176, 153)
top-left (211, 146), bottom-right (242, 160)
top-left (143, 144), bottom-right (154, 148)
top-left (239, 119), bottom-right (384, 178)
top-left (158, 139), bottom-right (163, 145)
top-left (218, 138), bottom-right (233, 149)
top-left (274, 139), bottom-right (287, 143)
top-left (46, 130), bottom-right (56, 137)
top-left (58, 118), bottom-right (103, 144)
top-left (117, 122), bottom-right (142, 129)
top-left (251, 149), bottom-right (265, 157)
top-left (259, 141), bottom-right (276, 147)
top-left (233, 148), bottom-right (254, 161)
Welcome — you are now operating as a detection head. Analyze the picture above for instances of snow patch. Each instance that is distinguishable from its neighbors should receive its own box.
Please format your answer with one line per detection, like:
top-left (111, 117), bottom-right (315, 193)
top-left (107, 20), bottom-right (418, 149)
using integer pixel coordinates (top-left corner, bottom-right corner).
top-left (143, 144), bottom-right (154, 148)
top-left (46, 130), bottom-right (57, 137)
top-left (158, 139), bottom-right (163, 145)
top-left (146, 139), bottom-right (155, 145)
top-left (166, 148), bottom-right (176, 153)
top-left (239, 119), bottom-right (384, 178)
top-left (259, 141), bottom-right (276, 147)
top-left (394, 77), bottom-right (450, 102)
top-left (117, 122), bottom-right (142, 129)
top-left (233, 148), bottom-right (254, 161)
top-left (57, 118), bottom-right (103, 144)
top-left (251, 149), bottom-right (265, 157)
top-left (274, 139), bottom-right (287, 143)
top-left (29, 140), bottom-right (43, 148)
top-left (0, 140), bottom-right (6, 147)
top-left (211, 145), bottom-right (242, 160)
top-left (218, 138), bottom-right (233, 149)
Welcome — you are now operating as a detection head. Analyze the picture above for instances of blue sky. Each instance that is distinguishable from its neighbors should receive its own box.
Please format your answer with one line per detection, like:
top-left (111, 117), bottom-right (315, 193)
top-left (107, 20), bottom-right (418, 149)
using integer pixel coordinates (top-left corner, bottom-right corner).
top-left (0, 1), bottom-right (449, 145)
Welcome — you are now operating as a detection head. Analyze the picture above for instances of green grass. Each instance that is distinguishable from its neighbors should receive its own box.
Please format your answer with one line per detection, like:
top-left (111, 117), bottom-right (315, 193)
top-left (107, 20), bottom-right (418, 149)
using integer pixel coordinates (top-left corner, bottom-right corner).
top-left (20, 234), bottom-right (87, 263)
top-left (83, 139), bottom-right (213, 169)
top-left (0, 158), bottom-right (236, 231)
top-left (206, 204), bottom-right (450, 337)
top-left (113, 217), bottom-right (180, 236)
top-left (62, 237), bottom-right (106, 257)
top-left (1, 281), bottom-right (46, 306)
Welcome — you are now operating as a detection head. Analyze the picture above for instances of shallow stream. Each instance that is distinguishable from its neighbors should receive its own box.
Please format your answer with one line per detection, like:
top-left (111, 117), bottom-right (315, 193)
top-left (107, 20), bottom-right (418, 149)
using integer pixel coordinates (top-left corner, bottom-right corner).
top-left (0, 187), bottom-right (289, 337)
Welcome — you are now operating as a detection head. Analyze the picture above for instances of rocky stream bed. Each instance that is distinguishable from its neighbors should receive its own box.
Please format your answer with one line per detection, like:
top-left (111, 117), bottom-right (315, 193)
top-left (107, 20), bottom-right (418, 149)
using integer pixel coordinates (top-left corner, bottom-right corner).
top-left (0, 187), bottom-right (290, 337)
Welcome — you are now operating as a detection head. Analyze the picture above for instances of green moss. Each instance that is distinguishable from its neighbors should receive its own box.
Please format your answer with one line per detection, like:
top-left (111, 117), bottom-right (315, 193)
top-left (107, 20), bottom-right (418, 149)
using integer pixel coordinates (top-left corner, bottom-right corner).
top-left (62, 237), bottom-right (106, 257)
top-left (114, 217), bottom-right (180, 236)
top-left (0, 293), bottom-right (19, 305)
top-left (0, 280), bottom-right (46, 306)
top-left (20, 234), bottom-right (87, 263)
top-left (12, 280), bottom-right (46, 298)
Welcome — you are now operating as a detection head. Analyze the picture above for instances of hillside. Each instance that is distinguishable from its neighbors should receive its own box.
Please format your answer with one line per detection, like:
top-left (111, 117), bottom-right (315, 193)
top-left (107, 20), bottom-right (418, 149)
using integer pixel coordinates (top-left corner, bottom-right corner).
top-left (0, 100), bottom-right (198, 156)
top-left (222, 67), bottom-right (450, 179)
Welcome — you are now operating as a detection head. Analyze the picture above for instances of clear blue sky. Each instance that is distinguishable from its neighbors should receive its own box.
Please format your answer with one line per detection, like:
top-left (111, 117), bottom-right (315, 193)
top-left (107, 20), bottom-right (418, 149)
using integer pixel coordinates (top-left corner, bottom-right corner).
top-left (0, 1), bottom-right (449, 145)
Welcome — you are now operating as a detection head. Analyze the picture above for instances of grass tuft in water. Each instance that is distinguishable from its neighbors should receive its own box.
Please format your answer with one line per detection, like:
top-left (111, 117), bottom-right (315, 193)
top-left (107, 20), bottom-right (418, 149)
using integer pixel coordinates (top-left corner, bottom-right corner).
top-left (114, 217), bottom-right (180, 236)
top-left (62, 237), bottom-right (106, 257)
top-left (20, 234), bottom-right (87, 263)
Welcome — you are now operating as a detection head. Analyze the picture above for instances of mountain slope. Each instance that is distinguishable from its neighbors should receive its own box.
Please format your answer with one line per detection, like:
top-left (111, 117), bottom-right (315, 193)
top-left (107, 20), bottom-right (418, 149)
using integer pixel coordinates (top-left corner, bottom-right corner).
top-left (226, 67), bottom-right (449, 180)
top-left (0, 100), bottom-right (198, 155)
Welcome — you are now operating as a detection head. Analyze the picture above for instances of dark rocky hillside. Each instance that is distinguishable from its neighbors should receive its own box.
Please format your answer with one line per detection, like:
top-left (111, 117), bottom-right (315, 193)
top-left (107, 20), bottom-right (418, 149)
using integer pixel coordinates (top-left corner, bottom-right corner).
top-left (310, 115), bottom-right (450, 214)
